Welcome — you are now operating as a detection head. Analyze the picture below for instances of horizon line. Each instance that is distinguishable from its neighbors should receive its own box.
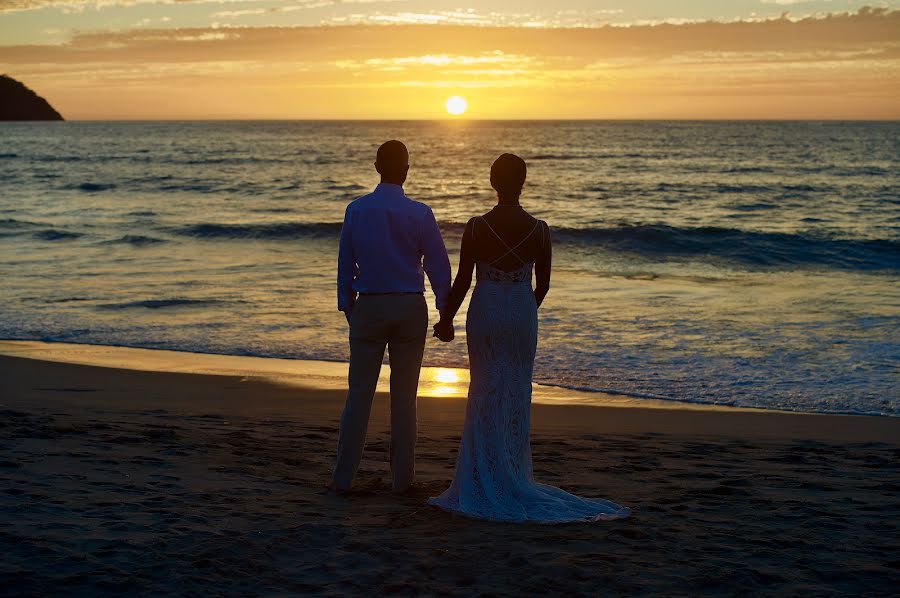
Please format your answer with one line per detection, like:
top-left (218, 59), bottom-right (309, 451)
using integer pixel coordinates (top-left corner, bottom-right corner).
top-left (5, 118), bottom-right (900, 123)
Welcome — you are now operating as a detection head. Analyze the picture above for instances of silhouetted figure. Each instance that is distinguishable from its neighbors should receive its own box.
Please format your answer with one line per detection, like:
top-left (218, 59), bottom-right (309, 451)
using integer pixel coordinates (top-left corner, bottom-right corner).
top-left (331, 140), bottom-right (451, 493)
top-left (0, 75), bottom-right (64, 121)
top-left (428, 153), bottom-right (631, 522)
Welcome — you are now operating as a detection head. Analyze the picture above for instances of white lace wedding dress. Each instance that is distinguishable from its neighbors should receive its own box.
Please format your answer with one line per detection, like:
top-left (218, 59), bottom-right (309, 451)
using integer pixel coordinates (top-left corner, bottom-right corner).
top-left (428, 250), bottom-right (631, 523)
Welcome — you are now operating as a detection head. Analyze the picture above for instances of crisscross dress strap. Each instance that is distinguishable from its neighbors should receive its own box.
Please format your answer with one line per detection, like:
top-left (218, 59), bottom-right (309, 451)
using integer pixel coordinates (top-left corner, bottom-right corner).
top-left (478, 216), bottom-right (540, 266)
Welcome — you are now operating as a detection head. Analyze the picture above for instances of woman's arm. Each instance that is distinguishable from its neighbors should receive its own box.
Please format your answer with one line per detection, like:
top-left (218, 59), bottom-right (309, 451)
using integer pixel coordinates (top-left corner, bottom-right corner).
top-left (434, 218), bottom-right (476, 340)
top-left (534, 220), bottom-right (552, 308)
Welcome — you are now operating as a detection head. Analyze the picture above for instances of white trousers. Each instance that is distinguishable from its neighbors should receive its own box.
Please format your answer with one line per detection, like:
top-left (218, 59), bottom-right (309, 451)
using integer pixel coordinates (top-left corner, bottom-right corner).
top-left (332, 294), bottom-right (428, 492)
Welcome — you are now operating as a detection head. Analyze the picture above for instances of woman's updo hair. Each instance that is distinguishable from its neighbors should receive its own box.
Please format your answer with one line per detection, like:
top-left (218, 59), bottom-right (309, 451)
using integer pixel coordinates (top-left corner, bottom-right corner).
top-left (490, 153), bottom-right (527, 200)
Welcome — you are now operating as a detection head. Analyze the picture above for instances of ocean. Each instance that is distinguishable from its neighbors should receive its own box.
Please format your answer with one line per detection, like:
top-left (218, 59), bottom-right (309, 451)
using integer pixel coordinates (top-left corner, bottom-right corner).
top-left (1, 120), bottom-right (897, 415)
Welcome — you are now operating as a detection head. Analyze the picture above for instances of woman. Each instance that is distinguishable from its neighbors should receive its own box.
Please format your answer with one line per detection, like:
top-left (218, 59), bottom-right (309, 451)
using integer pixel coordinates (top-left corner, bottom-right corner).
top-left (429, 153), bottom-right (630, 523)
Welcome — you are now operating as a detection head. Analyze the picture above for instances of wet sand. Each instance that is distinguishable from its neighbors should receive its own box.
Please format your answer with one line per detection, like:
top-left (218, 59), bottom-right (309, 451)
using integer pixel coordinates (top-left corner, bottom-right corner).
top-left (1, 348), bottom-right (898, 596)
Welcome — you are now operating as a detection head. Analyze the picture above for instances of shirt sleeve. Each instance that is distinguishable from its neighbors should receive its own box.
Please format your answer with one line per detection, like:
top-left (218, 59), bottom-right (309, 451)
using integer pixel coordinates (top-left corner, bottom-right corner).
top-left (337, 203), bottom-right (358, 312)
top-left (422, 207), bottom-right (451, 311)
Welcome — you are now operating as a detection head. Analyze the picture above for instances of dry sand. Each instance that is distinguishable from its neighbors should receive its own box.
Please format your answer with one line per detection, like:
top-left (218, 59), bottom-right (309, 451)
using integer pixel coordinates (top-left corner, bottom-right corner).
top-left (1, 348), bottom-right (898, 596)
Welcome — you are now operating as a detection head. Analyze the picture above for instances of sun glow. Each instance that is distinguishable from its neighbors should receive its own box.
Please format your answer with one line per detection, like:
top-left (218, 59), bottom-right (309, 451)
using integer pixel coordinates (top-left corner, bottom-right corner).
top-left (445, 96), bottom-right (468, 116)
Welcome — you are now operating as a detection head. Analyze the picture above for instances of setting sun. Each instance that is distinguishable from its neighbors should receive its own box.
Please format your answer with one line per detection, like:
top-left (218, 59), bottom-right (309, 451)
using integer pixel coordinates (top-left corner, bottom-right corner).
top-left (445, 96), bottom-right (468, 116)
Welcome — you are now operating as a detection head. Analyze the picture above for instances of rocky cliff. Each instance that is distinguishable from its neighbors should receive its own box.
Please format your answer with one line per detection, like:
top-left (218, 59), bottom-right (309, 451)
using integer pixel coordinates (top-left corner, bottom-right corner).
top-left (1, 75), bottom-right (64, 121)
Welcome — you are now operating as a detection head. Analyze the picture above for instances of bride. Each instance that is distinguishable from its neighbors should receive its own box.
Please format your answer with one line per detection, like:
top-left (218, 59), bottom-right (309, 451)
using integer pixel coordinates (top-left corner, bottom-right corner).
top-left (429, 153), bottom-right (630, 523)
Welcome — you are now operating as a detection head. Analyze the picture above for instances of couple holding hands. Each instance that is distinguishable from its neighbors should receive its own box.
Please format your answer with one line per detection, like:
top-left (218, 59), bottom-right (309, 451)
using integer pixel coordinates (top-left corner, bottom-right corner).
top-left (330, 140), bottom-right (629, 523)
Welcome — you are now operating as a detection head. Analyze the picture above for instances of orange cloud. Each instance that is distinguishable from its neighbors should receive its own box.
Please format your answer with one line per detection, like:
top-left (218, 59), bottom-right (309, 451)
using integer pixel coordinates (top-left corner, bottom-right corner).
top-left (1, 9), bottom-right (897, 118)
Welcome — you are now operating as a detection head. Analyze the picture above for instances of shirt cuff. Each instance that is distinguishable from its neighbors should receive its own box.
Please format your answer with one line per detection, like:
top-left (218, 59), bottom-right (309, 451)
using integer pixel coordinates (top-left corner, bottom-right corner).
top-left (338, 292), bottom-right (356, 312)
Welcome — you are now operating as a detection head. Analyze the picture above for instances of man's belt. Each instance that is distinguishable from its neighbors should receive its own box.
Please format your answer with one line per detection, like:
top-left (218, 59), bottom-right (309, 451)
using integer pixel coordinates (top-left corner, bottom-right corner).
top-left (358, 291), bottom-right (424, 296)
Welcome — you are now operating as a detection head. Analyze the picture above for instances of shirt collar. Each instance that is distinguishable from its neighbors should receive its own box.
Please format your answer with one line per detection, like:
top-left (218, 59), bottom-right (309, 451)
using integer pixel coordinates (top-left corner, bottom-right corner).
top-left (375, 182), bottom-right (405, 196)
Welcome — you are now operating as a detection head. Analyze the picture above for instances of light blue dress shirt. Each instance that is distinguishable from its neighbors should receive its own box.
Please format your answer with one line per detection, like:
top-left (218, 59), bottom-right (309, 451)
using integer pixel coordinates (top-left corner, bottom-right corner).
top-left (337, 183), bottom-right (451, 313)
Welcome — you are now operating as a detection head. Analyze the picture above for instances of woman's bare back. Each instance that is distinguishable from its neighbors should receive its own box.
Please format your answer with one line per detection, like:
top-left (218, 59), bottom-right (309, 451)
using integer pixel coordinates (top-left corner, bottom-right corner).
top-left (469, 206), bottom-right (548, 273)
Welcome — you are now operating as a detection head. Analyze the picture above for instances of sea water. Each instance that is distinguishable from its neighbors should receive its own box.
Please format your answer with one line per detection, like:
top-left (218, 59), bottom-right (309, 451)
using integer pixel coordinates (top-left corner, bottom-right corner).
top-left (1, 120), bottom-right (897, 415)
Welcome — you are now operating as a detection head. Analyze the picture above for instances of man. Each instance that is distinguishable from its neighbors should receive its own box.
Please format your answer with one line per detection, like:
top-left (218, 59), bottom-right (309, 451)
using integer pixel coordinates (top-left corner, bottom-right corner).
top-left (331, 140), bottom-right (452, 493)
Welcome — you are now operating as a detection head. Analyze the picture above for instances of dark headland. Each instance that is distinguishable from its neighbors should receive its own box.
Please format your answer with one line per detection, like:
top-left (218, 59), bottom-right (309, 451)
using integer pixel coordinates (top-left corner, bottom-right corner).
top-left (0, 74), bottom-right (64, 121)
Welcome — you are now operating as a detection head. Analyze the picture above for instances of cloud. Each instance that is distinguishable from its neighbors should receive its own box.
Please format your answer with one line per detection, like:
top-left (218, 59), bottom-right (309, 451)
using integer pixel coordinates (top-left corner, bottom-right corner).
top-left (0, 0), bottom-right (329, 12)
top-left (3, 8), bottom-right (895, 62)
top-left (212, 8), bottom-right (266, 18)
top-left (337, 51), bottom-right (534, 69)
top-left (1, 8), bottom-right (897, 118)
top-left (3, 0), bottom-right (173, 11)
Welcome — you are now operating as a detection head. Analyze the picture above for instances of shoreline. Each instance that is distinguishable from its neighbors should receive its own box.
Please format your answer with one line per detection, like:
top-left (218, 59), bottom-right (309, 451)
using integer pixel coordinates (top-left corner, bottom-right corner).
top-left (1, 340), bottom-right (898, 444)
top-left (0, 339), bottom-right (755, 411)
top-left (1, 339), bottom-right (892, 419)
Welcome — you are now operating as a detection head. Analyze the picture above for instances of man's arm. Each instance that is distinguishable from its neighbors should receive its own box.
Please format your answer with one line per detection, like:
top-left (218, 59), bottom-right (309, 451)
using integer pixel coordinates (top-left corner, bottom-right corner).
top-left (337, 204), bottom-right (358, 314)
top-left (421, 207), bottom-right (451, 312)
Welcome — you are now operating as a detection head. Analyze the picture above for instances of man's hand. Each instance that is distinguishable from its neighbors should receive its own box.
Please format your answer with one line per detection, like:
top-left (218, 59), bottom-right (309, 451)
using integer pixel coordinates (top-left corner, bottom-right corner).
top-left (432, 318), bottom-right (454, 342)
top-left (343, 305), bottom-right (354, 326)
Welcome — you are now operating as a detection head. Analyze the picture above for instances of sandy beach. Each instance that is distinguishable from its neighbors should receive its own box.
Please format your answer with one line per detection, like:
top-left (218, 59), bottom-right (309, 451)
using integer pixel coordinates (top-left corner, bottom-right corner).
top-left (1, 344), bottom-right (899, 596)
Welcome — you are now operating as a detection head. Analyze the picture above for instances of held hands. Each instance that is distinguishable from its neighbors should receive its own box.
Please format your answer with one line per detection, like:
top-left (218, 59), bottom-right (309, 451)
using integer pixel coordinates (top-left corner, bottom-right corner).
top-left (432, 317), bottom-right (454, 342)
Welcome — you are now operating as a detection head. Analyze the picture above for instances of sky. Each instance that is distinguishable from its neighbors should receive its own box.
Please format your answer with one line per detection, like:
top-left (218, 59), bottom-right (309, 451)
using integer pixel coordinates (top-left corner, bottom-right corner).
top-left (1, 0), bottom-right (898, 119)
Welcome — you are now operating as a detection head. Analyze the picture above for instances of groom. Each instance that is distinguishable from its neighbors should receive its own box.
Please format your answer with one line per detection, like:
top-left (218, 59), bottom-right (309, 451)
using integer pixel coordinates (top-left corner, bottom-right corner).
top-left (331, 140), bottom-right (452, 493)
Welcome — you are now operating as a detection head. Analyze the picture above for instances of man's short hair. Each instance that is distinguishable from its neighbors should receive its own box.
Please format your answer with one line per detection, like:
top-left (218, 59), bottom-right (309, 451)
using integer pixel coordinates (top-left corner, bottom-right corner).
top-left (376, 140), bottom-right (409, 171)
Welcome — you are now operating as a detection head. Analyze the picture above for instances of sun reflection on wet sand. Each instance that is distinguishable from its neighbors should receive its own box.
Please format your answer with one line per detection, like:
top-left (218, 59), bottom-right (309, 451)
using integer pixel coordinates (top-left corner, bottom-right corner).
top-left (420, 367), bottom-right (468, 397)
top-left (434, 368), bottom-right (459, 383)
